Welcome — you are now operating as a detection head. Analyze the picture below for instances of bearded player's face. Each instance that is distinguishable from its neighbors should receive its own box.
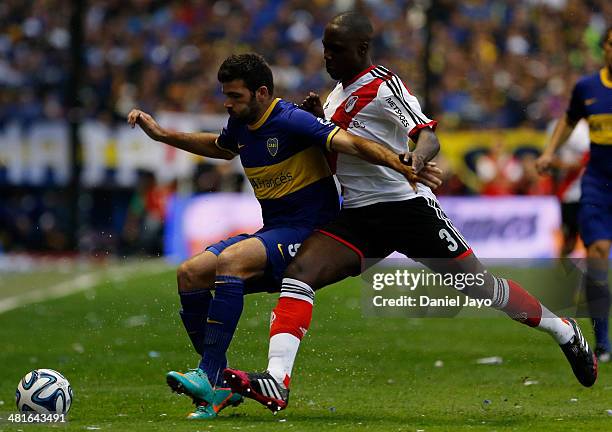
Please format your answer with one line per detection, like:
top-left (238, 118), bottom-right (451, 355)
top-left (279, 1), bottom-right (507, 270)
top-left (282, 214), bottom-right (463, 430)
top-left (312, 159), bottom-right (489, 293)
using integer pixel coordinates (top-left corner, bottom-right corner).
top-left (222, 80), bottom-right (259, 123)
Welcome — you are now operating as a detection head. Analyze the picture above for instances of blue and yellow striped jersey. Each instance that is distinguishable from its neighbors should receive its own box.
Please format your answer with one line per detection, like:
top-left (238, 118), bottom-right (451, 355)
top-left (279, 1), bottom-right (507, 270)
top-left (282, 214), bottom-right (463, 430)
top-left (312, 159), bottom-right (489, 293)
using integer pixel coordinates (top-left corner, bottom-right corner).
top-left (567, 68), bottom-right (612, 181)
top-left (216, 98), bottom-right (341, 227)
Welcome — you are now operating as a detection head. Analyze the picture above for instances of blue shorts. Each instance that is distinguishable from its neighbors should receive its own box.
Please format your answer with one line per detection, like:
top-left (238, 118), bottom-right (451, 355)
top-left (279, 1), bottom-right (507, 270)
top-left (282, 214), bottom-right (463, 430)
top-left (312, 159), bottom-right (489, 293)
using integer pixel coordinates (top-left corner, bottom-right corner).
top-left (206, 225), bottom-right (313, 294)
top-left (579, 201), bottom-right (612, 246)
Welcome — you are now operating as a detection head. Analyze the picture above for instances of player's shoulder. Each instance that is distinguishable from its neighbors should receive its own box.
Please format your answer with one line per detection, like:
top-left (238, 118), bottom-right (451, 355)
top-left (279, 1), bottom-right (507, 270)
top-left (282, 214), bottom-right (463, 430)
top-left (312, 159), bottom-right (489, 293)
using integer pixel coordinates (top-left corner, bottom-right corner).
top-left (370, 64), bottom-right (398, 79)
top-left (370, 65), bottom-right (412, 97)
top-left (574, 71), bottom-right (601, 90)
top-left (274, 98), bottom-right (296, 112)
top-left (273, 99), bottom-right (327, 131)
top-left (274, 99), bottom-right (308, 123)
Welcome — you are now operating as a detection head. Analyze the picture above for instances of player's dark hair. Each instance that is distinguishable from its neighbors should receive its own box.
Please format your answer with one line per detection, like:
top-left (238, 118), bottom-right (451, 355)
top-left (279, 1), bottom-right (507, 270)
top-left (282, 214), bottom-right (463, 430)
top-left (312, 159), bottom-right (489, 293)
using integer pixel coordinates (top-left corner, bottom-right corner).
top-left (600, 25), bottom-right (612, 47)
top-left (217, 53), bottom-right (274, 95)
top-left (331, 11), bottom-right (373, 42)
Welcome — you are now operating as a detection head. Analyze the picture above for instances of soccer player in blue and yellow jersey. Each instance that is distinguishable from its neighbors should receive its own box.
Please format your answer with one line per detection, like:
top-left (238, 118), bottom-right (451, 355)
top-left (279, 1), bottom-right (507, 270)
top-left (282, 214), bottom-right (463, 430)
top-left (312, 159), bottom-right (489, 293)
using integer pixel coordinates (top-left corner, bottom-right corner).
top-left (538, 26), bottom-right (612, 362)
top-left (127, 53), bottom-right (441, 419)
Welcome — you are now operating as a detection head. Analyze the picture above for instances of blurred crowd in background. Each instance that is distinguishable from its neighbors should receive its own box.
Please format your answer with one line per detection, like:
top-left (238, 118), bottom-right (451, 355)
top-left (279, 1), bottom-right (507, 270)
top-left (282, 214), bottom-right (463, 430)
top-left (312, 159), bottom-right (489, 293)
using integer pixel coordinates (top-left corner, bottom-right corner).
top-left (0, 0), bottom-right (609, 253)
top-left (2, 0), bottom-right (610, 126)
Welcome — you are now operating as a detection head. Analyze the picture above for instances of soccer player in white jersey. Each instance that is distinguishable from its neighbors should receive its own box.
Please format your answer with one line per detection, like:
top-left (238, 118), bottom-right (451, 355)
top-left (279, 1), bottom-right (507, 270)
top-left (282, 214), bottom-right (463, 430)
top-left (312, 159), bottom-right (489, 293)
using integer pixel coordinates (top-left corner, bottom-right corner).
top-left (223, 12), bottom-right (598, 412)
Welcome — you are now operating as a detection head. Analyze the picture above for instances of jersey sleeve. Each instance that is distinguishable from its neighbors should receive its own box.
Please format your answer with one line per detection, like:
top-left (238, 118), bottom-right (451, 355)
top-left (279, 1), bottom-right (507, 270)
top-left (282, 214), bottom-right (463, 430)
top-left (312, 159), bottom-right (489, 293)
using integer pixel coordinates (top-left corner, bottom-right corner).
top-left (566, 81), bottom-right (587, 123)
top-left (215, 118), bottom-right (239, 155)
top-left (377, 78), bottom-right (437, 141)
top-left (285, 107), bottom-right (340, 152)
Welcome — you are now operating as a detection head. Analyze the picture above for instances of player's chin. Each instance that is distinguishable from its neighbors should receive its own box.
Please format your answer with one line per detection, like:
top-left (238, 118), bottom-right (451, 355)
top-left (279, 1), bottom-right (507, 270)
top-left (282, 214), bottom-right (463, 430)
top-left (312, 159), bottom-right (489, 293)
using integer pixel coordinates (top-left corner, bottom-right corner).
top-left (228, 109), bottom-right (246, 120)
top-left (325, 65), bottom-right (341, 80)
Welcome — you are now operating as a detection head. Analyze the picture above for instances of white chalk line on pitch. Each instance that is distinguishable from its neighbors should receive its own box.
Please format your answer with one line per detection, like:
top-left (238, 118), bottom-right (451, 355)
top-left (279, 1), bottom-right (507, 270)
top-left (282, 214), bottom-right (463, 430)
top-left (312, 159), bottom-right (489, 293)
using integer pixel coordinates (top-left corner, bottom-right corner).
top-left (0, 259), bottom-right (172, 315)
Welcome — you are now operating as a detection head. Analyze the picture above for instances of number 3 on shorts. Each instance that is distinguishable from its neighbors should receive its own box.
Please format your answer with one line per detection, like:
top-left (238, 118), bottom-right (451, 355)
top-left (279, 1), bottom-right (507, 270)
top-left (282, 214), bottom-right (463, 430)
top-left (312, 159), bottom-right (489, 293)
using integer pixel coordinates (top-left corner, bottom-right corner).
top-left (438, 228), bottom-right (458, 252)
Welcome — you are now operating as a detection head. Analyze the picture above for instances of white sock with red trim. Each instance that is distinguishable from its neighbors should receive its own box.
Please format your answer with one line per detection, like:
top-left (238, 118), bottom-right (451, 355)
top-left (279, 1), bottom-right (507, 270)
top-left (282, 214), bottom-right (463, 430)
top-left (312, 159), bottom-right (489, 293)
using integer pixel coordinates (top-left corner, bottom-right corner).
top-left (268, 333), bottom-right (300, 388)
top-left (491, 277), bottom-right (573, 344)
top-left (267, 278), bottom-right (315, 388)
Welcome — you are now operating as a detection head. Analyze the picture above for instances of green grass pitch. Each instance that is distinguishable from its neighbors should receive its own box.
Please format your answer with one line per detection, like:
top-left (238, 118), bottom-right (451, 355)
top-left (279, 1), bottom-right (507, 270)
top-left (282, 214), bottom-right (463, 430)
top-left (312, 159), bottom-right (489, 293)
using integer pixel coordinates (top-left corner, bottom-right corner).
top-left (0, 261), bottom-right (610, 431)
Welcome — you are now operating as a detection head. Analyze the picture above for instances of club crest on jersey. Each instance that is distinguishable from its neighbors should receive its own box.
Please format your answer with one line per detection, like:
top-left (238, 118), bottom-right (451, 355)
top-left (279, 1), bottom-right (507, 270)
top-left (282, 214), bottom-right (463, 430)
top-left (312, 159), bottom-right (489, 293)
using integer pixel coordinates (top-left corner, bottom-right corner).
top-left (344, 95), bottom-right (359, 113)
top-left (267, 137), bottom-right (279, 156)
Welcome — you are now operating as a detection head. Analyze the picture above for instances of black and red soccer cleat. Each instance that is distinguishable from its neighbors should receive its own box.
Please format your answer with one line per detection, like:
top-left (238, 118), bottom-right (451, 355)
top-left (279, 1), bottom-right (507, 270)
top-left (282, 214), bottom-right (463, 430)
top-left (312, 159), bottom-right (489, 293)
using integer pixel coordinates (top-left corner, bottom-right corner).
top-left (559, 318), bottom-right (598, 387)
top-left (223, 368), bottom-right (289, 413)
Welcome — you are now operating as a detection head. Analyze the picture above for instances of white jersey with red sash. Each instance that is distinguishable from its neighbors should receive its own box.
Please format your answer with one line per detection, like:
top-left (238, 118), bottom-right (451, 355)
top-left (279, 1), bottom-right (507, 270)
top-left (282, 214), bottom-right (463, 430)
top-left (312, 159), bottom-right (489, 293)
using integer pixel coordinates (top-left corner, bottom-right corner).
top-left (549, 119), bottom-right (590, 203)
top-left (323, 65), bottom-right (438, 208)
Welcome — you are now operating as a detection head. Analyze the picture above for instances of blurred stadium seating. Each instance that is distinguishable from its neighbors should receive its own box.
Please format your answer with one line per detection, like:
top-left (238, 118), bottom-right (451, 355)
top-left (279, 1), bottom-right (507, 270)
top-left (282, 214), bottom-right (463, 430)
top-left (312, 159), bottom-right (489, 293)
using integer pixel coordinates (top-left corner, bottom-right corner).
top-left (1, 0), bottom-right (609, 254)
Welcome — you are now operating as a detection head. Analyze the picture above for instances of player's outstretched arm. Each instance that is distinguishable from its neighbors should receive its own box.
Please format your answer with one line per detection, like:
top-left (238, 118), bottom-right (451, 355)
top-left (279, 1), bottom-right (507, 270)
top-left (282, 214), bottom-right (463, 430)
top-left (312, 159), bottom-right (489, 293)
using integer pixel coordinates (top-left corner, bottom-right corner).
top-left (536, 114), bottom-right (578, 174)
top-left (330, 128), bottom-right (442, 189)
top-left (127, 109), bottom-right (235, 160)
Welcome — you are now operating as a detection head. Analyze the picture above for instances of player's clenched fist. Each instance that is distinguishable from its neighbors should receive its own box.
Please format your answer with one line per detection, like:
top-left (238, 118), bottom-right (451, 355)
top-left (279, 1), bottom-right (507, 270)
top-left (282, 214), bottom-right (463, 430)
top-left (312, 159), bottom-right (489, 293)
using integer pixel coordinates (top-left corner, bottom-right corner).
top-left (416, 162), bottom-right (443, 190)
top-left (299, 92), bottom-right (324, 119)
top-left (535, 153), bottom-right (554, 174)
top-left (127, 109), bottom-right (166, 141)
top-left (397, 162), bottom-right (442, 192)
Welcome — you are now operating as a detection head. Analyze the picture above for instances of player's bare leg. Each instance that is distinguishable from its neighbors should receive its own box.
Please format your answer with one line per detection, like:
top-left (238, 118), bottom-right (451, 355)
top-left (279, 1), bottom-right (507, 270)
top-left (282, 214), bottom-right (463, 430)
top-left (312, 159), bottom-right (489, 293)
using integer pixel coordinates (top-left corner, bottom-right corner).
top-left (424, 252), bottom-right (597, 387)
top-left (561, 230), bottom-right (579, 258)
top-left (585, 239), bottom-right (611, 362)
top-left (171, 251), bottom-right (234, 414)
top-left (282, 231), bottom-right (362, 288)
top-left (177, 251), bottom-right (218, 291)
top-left (169, 240), bottom-right (267, 418)
top-left (196, 237), bottom-right (266, 383)
top-left (175, 251), bottom-right (218, 355)
top-left (224, 232), bottom-right (361, 412)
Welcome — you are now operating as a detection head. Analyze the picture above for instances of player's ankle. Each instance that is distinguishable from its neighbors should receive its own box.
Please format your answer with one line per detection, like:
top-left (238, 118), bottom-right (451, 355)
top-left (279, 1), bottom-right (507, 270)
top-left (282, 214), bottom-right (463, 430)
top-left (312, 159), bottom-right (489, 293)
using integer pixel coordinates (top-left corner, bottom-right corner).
top-left (267, 369), bottom-right (289, 388)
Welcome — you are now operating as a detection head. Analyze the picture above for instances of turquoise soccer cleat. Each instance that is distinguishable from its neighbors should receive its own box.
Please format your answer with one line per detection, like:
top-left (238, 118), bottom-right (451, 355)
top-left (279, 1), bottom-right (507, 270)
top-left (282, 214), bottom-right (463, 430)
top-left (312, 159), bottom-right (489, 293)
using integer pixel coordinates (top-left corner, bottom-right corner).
top-left (166, 368), bottom-right (214, 404)
top-left (187, 388), bottom-right (244, 420)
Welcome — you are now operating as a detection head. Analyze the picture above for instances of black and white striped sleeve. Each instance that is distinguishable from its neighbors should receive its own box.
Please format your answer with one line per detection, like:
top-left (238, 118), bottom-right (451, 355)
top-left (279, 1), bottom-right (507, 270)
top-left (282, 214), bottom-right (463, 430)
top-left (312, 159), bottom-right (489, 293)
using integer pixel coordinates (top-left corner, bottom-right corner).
top-left (376, 72), bottom-right (437, 141)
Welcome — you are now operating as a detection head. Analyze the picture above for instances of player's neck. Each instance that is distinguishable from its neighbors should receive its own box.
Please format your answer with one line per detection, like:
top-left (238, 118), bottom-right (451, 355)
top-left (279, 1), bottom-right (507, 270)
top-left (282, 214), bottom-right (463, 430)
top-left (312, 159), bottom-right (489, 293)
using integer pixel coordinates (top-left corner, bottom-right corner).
top-left (341, 61), bottom-right (374, 87)
top-left (248, 97), bottom-right (277, 127)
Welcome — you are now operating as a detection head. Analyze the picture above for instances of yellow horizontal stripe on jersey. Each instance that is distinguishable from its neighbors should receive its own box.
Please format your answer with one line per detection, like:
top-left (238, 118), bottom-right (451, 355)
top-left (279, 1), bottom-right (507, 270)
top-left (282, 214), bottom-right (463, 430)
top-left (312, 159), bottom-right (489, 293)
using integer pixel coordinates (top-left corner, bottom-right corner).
top-left (244, 146), bottom-right (331, 199)
top-left (588, 113), bottom-right (612, 145)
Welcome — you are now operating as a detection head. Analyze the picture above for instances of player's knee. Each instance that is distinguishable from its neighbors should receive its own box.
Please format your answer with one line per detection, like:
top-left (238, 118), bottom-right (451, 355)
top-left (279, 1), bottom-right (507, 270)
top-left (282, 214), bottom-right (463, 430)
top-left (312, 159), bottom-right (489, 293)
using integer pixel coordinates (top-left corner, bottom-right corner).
top-left (176, 260), bottom-right (214, 292)
top-left (177, 261), bottom-right (198, 293)
top-left (587, 241), bottom-right (611, 260)
top-left (216, 247), bottom-right (253, 279)
top-left (284, 259), bottom-right (319, 288)
top-left (561, 239), bottom-right (576, 257)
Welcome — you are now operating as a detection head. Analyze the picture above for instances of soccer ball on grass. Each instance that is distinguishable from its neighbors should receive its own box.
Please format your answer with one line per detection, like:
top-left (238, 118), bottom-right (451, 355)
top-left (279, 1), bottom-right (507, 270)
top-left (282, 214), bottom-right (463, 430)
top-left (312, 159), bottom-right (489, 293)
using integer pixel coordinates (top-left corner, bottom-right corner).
top-left (16, 369), bottom-right (72, 414)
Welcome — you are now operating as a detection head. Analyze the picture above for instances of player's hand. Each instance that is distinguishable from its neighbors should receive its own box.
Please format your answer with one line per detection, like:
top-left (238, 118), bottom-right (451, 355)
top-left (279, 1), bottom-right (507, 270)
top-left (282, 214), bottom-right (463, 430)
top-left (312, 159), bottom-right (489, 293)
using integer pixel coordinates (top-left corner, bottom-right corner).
top-left (403, 152), bottom-right (426, 174)
top-left (299, 92), bottom-right (325, 118)
top-left (396, 155), bottom-right (419, 191)
top-left (416, 162), bottom-right (443, 190)
top-left (127, 109), bottom-right (165, 141)
top-left (535, 153), bottom-right (554, 174)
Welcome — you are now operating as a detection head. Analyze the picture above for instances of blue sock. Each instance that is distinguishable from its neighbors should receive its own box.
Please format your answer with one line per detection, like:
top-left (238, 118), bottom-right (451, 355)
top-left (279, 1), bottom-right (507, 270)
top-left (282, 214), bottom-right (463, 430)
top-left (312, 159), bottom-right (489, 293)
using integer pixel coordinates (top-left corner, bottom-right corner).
top-left (179, 289), bottom-right (213, 355)
top-left (585, 266), bottom-right (610, 351)
top-left (592, 318), bottom-right (610, 351)
top-left (200, 275), bottom-right (244, 386)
